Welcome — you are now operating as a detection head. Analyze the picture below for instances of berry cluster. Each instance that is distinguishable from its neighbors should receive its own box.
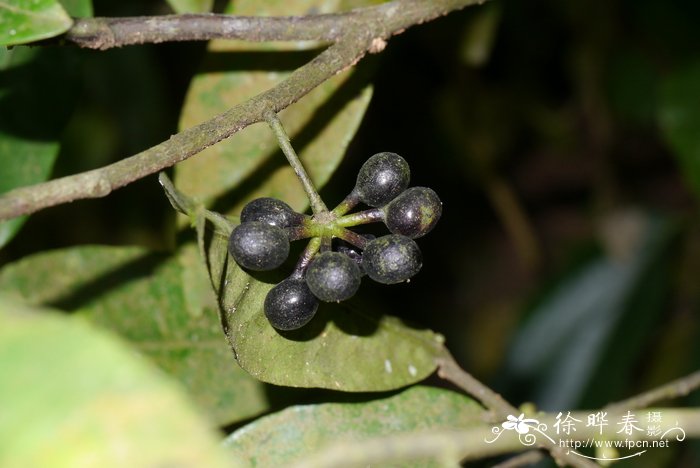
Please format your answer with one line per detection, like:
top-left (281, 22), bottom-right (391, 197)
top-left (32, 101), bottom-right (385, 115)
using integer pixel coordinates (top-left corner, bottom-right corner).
top-left (227, 152), bottom-right (442, 331)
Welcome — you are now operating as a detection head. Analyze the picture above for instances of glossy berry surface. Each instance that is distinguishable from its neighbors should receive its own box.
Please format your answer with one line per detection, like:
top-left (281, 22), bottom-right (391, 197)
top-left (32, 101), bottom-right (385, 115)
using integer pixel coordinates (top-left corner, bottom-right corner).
top-left (228, 221), bottom-right (289, 271)
top-left (241, 197), bottom-right (303, 228)
top-left (362, 234), bottom-right (422, 284)
top-left (383, 186), bottom-right (442, 239)
top-left (264, 277), bottom-right (319, 330)
top-left (355, 152), bottom-right (410, 207)
top-left (336, 235), bottom-right (374, 275)
top-left (306, 251), bottom-right (361, 302)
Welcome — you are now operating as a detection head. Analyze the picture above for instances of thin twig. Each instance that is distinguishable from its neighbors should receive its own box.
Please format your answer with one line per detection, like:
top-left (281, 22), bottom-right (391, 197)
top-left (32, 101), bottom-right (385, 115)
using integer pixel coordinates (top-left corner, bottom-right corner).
top-left (436, 348), bottom-right (515, 420)
top-left (435, 348), bottom-right (599, 468)
top-left (265, 111), bottom-right (328, 214)
top-left (0, 0), bottom-right (488, 221)
top-left (606, 370), bottom-right (700, 412)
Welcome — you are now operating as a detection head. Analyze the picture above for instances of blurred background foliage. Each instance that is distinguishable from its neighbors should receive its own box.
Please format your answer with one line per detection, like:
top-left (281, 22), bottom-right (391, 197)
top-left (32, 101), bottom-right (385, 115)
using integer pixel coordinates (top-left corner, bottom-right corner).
top-left (2, 0), bottom-right (700, 465)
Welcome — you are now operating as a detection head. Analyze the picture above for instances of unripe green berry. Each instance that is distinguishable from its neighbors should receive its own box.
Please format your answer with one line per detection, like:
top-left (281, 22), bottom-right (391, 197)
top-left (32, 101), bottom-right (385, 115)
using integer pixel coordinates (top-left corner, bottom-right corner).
top-left (264, 277), bottom-right (318, 330)
top-left (306, 251), bottom-right (361, 302)
top-left (383, 187), bottom-right (442, 239)
top-left (228, 221), bottom-right (289, 271)
top-left (355, 152), bottom-right (410, 207)
top-left (362, 234), bottom-right (422, 284)
top-left (241, 197), bottom-right (304, 228)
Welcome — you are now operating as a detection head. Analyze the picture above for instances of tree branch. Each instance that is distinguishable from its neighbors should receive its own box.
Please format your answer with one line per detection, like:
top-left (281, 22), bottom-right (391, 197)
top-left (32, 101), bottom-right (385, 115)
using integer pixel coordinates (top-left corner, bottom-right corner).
top-left (606, 370), bottom-right (700, 412)
top-left (63, 13), bottom-right (348, 49)
top-left (0, 0), bottom-right (487, 221)
top-left (436, 349), bottom-right (515, 420)
top-left (436, 349), bottom-right (599, 468)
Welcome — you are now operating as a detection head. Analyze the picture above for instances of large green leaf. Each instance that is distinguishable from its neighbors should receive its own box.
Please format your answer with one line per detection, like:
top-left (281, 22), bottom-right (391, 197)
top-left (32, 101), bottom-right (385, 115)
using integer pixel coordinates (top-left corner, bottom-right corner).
top-left (0, 37), bottom-right (85, 248)
top-left (0, 296), bottom-right (234, 468)
top-left (223, 386), bottom-right (485, 467)
top-left (659, 62), bottom-right (700, 201)
top-left (0, 0), bottom-right (72, 46)
top-left (166, 0), bottom-right (213, 13)
top-left (0, 245), bottom-right (271, 426)
top-left (196, 209), bottom-right (443, 391)
top-left (160, 177), bottom-right (443, 390)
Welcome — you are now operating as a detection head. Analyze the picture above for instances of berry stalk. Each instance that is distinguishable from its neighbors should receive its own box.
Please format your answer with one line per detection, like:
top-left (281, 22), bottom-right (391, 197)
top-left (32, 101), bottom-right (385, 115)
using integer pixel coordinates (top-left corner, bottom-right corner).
top-left (337, 228), bottom-right (370, 250)
top-left (331, 189), bottom-right (361, 216)
top-left (265, 111), bottom-right (328, 214)
top-left (292, 236), bottom-right (322, 276)
top-left (336, 208), bottom-right (384, 228)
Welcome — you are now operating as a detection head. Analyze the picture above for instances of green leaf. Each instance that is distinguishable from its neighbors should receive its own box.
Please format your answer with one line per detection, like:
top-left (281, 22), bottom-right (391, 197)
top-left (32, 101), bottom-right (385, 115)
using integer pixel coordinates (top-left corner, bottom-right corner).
top-left (166, 0), bottom-right (213, 13)
top-left (223, 386), bottom-right (485, 467)
top-left (659, 61), bottom-right (700, 201)
top-left (0, 295), bottom-right (234, 468)
top-left (197, 216), bottom-right (443, 391)
top-left (0, 43), bottom-right (83, 248)
top-left (0, 0), bottom-right (72, 45)
top-left (58, 0), bottom-right (92, 17)
top-left (0, 245), bottom-right (271, 426)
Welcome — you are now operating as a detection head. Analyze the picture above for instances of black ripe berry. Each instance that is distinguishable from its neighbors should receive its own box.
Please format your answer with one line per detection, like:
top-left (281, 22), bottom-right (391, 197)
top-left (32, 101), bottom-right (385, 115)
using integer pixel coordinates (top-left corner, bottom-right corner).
top-left (241, 197), bottom-right (304, 228)
top-left (362, 234), bottom-right (422, 284)
top-left (306, 251), bottom-right (361, 302)
top-left (355, 152), bottom-right (410, 207)
top-left (228, 221), bottom-right (289, 271)
top-left (383, 187), bottom-right (442, 239)
top-left (264, 276), bottom-right (319, 330)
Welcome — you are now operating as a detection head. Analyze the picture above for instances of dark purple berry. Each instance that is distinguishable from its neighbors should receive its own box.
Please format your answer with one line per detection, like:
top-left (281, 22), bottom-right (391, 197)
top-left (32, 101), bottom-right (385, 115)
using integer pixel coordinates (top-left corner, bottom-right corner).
top-left (241, 197), bottom-right (304, 228)
top-left (264, 277), bottom-right (318, 330)
top-left (362, 234), bottom-right (422, 284)
top-left (355, 152), bottom-right (410, 207)
top-left (228, 221), bottom-right (289, 271)
top-left (306, 251), bottom-right (361, 302)
top-left (383, 187), bottom-right (442, 239)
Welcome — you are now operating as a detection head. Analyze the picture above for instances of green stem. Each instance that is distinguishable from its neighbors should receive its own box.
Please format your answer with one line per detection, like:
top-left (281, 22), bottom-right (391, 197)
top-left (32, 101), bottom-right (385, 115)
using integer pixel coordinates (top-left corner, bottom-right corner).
top-left (285, 225), bottom-right (313, 241)
top-left (265, 111), bottom-right (328, 214)
top-left (320, 235), bottom-right (332, 252)
top-left (202, 208), bottom-right (237, 235)
top-left (336, 208), bottom-right (384, 227)
top-left (331, 189), bottom-right (361, 216)
top-left (337, 228), bottom-right (370, 250)
top-left (293, 237), bottom-right (322, 276)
